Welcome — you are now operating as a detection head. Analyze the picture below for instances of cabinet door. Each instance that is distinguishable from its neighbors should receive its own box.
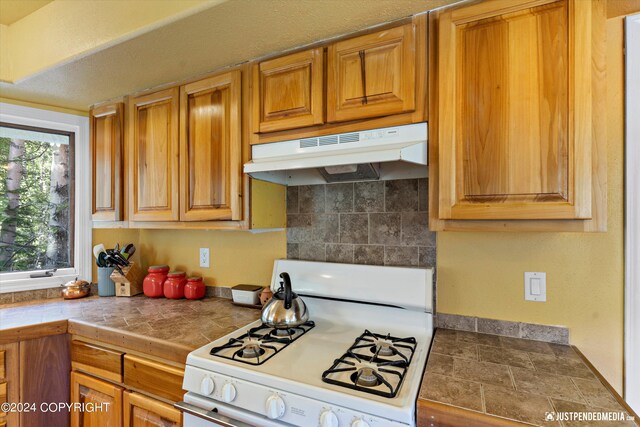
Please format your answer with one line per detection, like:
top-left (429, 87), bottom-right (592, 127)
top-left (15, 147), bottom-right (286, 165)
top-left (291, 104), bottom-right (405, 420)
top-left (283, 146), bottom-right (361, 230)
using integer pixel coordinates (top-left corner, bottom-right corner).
top-left (123, 392), bottom-right (181, 427)
top-left (180, 71), bottom-right (242, 221)
top-left (128, 88), bottom-right (180, 221)
top-left (327, 24), bottom-right (416, 122)
top-left (0, 343), bottom-right (18, 427)
top-left (91, 102), bottom-right (124, 221)
top-left (252, 48), bottom-right (324, 133)
top-left (20, 334), bottom-right (70, 427)
top-left (437, 0), bottom-right (593, 220)
top-left (71, 372), bottom-right (123, 427)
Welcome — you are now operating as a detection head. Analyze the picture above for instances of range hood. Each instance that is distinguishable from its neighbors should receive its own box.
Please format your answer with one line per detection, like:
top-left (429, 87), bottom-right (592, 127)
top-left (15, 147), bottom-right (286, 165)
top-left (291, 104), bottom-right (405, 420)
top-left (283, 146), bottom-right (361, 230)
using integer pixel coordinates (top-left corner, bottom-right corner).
top-left (244, 123), bottom-right (428, 185)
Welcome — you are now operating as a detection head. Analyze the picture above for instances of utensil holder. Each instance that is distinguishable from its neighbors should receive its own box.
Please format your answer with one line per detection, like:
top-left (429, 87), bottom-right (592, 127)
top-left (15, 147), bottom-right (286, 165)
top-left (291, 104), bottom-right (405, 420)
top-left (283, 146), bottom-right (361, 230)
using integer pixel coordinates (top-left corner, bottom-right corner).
top-left (110, 262), bottom-right (143, 297)
top-left (97, 267), bottom-right (116, 296)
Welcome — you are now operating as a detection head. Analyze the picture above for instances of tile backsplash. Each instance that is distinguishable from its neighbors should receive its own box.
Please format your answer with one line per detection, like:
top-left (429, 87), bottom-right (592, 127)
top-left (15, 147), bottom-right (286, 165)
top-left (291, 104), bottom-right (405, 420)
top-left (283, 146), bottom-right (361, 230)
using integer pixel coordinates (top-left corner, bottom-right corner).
top-left (286, 179), bottom-right (436, 268)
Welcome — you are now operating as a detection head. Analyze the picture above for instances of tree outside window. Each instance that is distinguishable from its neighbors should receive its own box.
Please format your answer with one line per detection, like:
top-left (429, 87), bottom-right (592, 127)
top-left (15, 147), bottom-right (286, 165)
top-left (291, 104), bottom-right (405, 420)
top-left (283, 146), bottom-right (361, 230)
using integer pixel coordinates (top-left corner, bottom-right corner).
top-left (0, 124), bottom-right (74, 273)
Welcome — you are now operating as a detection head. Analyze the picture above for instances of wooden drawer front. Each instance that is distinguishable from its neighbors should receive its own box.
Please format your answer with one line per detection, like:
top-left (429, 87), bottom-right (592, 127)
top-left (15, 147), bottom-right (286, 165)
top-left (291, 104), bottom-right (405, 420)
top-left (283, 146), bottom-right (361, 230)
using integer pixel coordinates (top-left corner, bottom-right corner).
top-left (72, 340), bottom-right (124, 383)
top-left (124, 355), bottom-right (184, 402)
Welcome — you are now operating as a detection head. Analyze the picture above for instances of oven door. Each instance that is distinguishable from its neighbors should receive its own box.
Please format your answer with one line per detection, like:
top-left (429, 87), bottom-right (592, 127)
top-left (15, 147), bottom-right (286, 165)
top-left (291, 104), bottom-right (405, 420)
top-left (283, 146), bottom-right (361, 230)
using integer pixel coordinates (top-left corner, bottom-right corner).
top-left (177, 392), bottom-right (289, 427)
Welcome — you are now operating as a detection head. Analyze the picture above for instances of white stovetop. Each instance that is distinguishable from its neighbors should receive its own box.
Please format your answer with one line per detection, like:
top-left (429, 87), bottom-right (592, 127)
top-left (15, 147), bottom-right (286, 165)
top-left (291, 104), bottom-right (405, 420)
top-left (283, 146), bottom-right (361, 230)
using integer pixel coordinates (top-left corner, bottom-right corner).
top-left (186, 295), bottom-right (433, 423)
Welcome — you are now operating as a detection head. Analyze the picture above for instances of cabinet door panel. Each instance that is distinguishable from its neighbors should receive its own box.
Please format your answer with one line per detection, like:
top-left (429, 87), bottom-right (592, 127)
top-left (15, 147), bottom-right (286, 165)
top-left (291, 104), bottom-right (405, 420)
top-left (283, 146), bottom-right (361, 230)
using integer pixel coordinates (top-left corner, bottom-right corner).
top-left (91, 103), bottom-right (124, 221)
top-left (327, 24), bottom-right (416, 122)
top-left (71, 372), bottom-right (123, 427)
top-left (123, 392), bottom-right (181, 427)
top-left (438, 0), bottom-right (592, 220)
top-left (253, 48), bottom-right (324, 133)
top-left (180, 71), bottom-right (242, 221)
top-left (129, 88), bottom-right (180, 221)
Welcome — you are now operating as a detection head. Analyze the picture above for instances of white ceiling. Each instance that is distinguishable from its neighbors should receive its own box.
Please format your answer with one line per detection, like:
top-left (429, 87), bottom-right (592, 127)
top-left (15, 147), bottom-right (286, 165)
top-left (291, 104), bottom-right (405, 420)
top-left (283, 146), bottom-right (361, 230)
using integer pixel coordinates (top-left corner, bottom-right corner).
top-left (0, 0), bottom-right (458, 111)
top-left (0, 0), bottom-right (53, 25)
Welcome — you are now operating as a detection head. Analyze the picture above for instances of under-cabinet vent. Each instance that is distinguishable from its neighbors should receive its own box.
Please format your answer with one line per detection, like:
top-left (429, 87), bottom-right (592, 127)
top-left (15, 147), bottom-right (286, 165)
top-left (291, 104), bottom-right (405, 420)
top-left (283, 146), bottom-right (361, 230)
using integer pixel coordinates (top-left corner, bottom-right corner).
top-left (319, 135), bottom-right (339, 146)
top-left (339, 133), bottom-right (359, 144)
top-left (299, 138), bottom-right (318, 148)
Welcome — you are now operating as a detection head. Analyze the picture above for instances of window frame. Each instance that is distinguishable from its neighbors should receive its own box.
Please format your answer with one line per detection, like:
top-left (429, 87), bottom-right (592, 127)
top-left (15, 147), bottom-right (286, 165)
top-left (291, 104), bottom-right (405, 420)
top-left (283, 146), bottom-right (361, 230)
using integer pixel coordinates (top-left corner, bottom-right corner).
top-left (0, 102), bottom-right (90, 293)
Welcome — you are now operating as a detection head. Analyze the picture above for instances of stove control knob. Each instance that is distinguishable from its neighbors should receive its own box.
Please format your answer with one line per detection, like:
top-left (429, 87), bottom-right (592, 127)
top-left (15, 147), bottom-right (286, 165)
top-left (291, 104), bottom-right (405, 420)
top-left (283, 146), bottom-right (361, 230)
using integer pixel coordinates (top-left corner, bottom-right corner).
top-left (200, 376), bottom-right (214, 396)
top-left (221, 383), bottom-right (237, 403)
top-left (265, 394), bottom-right (285, 419)
top-left (350, 418), bottom-right (370, 427)
top-left (320, 409), bottom-right (339, 427)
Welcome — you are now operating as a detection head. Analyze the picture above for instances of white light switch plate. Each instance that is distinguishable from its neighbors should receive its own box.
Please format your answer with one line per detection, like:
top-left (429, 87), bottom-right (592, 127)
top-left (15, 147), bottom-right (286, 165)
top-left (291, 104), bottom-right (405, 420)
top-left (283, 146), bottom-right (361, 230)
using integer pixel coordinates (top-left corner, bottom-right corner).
top-left (525, 272), bottom-right (546, 302)
top-left (199, 248), bottom-right (210, 268)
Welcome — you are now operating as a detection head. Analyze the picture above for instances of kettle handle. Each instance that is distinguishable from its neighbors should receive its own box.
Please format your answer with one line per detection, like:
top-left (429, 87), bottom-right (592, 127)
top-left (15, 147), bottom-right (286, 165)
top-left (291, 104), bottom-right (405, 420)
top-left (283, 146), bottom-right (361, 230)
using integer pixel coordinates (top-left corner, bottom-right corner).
top-left (279, 272), bottom-right (292, 309)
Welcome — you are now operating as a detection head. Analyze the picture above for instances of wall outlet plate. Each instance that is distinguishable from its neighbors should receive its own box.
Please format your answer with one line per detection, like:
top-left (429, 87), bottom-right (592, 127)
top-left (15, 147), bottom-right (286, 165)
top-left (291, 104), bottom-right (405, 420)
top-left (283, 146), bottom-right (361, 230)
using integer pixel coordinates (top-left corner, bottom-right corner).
top-left (199, 248), bottom-right (210, 268)
top-left (525, 272), bottom-right (546, 302)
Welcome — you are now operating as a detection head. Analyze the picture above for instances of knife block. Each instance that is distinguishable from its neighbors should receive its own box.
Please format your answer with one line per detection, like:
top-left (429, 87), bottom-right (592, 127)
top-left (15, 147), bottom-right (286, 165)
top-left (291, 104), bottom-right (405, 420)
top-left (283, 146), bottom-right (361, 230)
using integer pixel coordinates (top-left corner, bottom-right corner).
top-left (110, 262), bottom-right (144, 296)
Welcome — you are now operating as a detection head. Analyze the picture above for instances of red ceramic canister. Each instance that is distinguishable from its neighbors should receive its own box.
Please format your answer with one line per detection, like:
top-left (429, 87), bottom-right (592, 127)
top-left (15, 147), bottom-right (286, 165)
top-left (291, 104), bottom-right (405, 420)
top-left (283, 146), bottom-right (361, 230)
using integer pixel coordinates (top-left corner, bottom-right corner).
top-left (143, 265), bottom-right (170, 298)
top-left (184, 276), bottom-right (206, 300)
top-left (164, 271), bottom-right (187, 299)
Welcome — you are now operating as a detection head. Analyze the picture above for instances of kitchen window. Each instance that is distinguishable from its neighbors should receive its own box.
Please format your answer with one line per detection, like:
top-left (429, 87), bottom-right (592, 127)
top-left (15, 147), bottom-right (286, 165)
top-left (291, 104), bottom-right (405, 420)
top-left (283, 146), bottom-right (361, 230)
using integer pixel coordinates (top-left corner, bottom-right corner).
top-left (0, 103), bottom-right (90, 293)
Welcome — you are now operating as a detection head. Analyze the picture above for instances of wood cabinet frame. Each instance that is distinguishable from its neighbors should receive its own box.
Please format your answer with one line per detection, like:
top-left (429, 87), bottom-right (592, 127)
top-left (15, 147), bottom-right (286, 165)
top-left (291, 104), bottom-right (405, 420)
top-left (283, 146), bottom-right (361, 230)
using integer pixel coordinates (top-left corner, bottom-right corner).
top-left (128, 88), bottom-right (180, 222)
top-left (91, 102), bottom-right (124, 221)
top-left (180, 70), bottom-right (243, 221)
top-left (252, 47), bottom-right (325, 132)
top-left (71, 371), bottom-right (123, 427)
top-left (327, 23), bottom-right (416, 122)
top-left (123, 391), bottom-right (181, 427)
top-left (429, 0), bottom-right (607, 231)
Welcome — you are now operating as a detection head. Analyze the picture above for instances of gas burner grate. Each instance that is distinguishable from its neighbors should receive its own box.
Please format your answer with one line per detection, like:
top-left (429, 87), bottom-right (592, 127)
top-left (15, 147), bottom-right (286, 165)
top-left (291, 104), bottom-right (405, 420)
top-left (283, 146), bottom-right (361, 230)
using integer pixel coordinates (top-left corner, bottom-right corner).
top-left (209, 321), bottom-right (315, 366)
top-left (321, 330), bottom-right (416, 398)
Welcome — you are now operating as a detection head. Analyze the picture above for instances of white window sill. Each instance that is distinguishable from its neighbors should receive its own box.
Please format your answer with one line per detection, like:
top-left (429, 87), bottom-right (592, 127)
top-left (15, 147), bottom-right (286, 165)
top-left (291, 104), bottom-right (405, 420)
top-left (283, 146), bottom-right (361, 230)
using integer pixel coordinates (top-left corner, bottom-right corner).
top-left (0, 269), bottom-right (80, 293)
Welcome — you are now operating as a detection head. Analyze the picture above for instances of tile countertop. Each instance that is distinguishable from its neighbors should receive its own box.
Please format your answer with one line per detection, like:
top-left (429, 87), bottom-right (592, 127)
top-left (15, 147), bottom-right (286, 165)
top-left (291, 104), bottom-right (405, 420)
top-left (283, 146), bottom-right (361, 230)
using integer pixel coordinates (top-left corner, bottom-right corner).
top-left (0, 295), bottom-right (261, 363)
top-left (418, 329), bottom-right (639, 427)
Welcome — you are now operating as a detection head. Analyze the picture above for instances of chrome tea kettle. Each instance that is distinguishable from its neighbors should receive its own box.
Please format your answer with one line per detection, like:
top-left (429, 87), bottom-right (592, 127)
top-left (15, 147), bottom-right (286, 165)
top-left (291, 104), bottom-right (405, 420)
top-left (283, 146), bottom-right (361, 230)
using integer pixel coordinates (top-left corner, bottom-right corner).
top-left (261, 272), bottom-right (309, 328)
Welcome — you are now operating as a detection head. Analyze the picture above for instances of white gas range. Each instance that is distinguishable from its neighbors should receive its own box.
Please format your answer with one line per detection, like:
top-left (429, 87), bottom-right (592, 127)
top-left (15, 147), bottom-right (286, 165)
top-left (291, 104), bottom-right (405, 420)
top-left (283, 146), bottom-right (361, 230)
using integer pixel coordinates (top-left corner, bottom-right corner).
top-left (178, 260), bottom-right (434, 427)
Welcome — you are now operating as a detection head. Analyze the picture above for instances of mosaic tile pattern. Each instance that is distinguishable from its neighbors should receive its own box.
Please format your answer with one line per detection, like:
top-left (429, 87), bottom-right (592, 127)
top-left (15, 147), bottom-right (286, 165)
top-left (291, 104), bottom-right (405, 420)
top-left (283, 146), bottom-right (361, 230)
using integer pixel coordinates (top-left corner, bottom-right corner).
top-left (420, 329), bottom-right (637, 426)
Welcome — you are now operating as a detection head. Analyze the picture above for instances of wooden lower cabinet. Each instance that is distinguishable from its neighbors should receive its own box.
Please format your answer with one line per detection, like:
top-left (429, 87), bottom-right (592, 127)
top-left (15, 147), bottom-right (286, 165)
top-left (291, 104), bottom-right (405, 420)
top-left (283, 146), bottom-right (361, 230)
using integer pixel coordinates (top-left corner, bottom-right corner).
top-left (71, 372), bottom-right (123, 427)
top-left (0, 343), bottom-right (18, 427)
top-left (123, 392), bottom-right (181, 427)
top-left (20, 334), bottom-right (70, 427)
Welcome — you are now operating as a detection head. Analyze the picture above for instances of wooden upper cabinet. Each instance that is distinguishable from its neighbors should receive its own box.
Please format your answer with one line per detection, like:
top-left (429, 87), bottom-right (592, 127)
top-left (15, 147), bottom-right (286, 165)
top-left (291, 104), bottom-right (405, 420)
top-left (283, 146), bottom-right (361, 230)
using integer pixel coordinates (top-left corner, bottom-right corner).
top-left (128, 88), bottom-right (180, 221)
top-left (327, 23), bottom-right (416, 123)
top-left (436, 0), bottom-right (597, 220)
top-left (180, 71), bottom-right (242, 221)
top-left (123, 391), bottom-right (181, 427)
top-left (71, 371), bottom-right (123, 427)
top-left (253, 48), bottom-right (324, 133)
top-left (91, 102), bottom-right (124, 221)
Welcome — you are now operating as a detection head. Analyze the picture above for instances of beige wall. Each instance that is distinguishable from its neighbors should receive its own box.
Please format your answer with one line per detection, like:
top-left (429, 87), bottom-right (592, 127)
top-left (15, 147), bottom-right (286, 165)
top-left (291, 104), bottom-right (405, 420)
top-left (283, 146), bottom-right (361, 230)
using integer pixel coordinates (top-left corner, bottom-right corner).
top-left (93, 228), bottom-right (286, 289)
top-left (436, 16), bottom-right (627, 392)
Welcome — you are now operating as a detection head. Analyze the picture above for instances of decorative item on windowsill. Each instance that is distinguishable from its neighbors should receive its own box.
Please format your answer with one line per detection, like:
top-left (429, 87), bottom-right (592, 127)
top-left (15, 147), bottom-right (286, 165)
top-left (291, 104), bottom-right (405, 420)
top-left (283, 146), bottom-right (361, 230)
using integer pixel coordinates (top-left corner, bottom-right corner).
top-left (110, 262), bottom-right (144, 297)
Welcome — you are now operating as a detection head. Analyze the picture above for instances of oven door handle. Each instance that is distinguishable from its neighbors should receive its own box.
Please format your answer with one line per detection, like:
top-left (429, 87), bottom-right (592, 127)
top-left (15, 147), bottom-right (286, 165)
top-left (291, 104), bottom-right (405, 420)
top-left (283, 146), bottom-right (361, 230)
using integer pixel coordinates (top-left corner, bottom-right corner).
top-left (175, 401), bottom-right (255, 427)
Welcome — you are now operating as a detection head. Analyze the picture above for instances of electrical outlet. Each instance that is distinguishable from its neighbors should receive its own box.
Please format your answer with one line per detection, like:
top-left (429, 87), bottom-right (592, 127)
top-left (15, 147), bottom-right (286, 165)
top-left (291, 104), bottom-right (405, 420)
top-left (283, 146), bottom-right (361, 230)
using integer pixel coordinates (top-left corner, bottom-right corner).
top-left (524, 272), bottom-right (546, 302)
top-left (199, 248), bottom-right (210, 268)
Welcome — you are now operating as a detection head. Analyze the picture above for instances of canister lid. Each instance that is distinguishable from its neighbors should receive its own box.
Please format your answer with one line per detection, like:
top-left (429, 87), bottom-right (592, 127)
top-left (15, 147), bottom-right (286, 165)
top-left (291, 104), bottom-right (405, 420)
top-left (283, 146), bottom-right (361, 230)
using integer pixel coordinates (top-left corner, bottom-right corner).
top-left (232, 284), bottom-right (262, 292)
top-left (167, 271), bottom-right (186, 277)
top-left (148, 265), bottom-right (170, 272)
